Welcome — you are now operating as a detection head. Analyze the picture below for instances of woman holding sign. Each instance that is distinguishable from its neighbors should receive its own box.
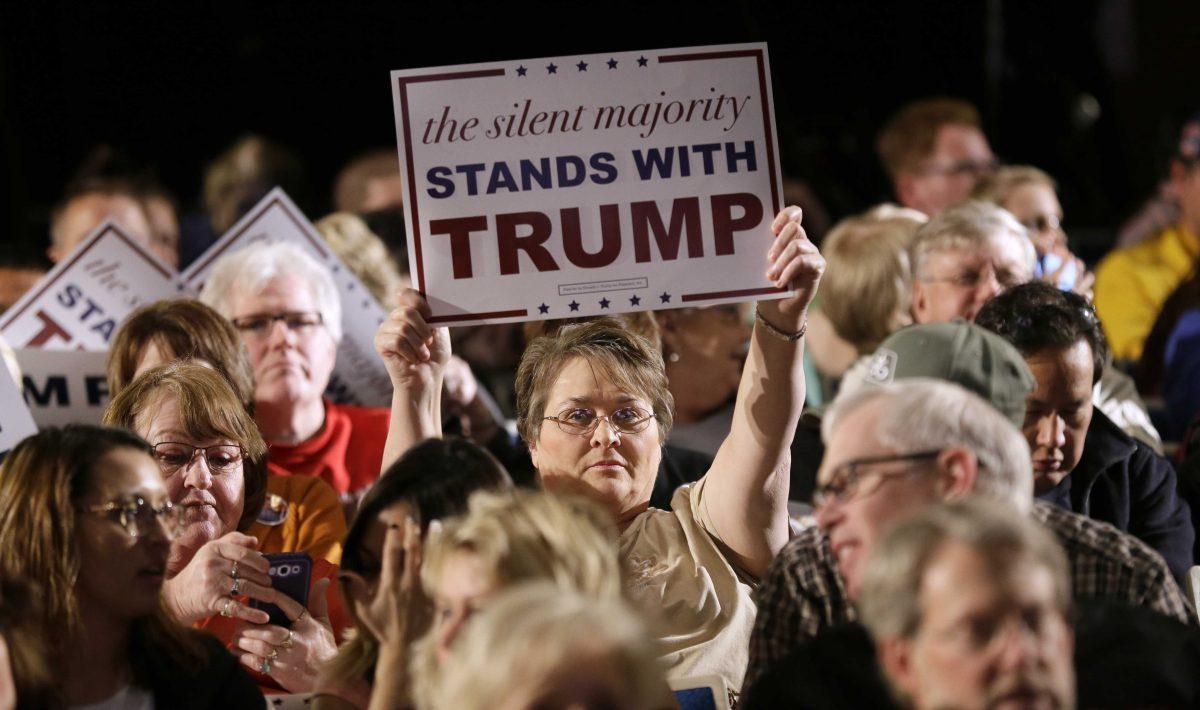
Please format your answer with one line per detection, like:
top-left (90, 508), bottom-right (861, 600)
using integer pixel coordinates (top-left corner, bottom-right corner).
top-left (374, 206), bottom-right (822, 693)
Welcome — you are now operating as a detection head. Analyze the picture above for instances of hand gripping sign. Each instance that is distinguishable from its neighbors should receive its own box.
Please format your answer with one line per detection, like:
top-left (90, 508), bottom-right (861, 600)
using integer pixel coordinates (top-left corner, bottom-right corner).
top-left (0, 221), bottom-right (186, 350)
top-left (391, 42), bottom-right (786, 325)
top-left (182, 189), bottom-right (394, 407)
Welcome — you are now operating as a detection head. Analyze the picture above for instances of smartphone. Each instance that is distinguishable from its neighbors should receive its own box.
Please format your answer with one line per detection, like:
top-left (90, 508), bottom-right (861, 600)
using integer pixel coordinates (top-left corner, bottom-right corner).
top-left (251, 552), bottom-right (312, 627)
top-left (1036, 252), bottom-right (1077, 291)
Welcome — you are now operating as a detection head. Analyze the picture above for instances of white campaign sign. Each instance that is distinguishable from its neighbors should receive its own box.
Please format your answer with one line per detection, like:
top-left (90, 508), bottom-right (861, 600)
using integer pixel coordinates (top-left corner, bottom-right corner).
top-left (391, 42), bottom-right (785, 326)
top-left (182, 189), bottom-right (393, 407)
top-left (0, 360), bottom-right (38, 453)
top-left (0, 221), bottom-right (186, 350)
top-left (16, 349), bottom-right (111, 428)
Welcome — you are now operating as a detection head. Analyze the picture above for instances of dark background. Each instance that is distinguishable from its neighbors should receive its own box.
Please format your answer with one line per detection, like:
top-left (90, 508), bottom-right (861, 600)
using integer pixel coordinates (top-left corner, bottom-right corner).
top-left (1, 0), bottom-right (1197, 264)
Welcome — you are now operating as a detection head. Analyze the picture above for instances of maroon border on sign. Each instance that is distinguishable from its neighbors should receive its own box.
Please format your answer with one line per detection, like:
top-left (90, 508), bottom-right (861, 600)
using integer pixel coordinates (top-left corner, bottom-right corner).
top-left (681, 286), bottom-right (785, 302)
top-left (428, 308), bottom-right (528, 323)
top-left (396, 68), bottom-right (506, 309)
top-left (185, 194), bottom-right (329, 278)
top-left (0, 224), bottom-right (174, 331)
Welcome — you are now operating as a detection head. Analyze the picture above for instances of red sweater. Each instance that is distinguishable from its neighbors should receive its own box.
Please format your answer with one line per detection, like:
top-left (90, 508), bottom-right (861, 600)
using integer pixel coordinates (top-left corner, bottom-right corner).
top-left (266, 399), bottom-right (390, 495)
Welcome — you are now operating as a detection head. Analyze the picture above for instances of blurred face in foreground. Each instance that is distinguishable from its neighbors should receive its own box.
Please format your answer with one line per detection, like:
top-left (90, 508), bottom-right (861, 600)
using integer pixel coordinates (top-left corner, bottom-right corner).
top-left (881, 542), bottom-right (1075, 710)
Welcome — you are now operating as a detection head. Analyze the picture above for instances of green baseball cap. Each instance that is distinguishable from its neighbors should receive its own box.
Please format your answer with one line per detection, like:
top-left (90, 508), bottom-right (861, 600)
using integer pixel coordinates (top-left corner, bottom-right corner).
top-left (858, 320), bottom-right (1036, 426)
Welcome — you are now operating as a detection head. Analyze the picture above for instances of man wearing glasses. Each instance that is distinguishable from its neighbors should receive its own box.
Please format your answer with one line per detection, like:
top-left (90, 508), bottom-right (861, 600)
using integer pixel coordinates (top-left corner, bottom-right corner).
top-left (744, 377), bottom-right (1192, 691)
top-left (876, 98), bottom-right (998, 217)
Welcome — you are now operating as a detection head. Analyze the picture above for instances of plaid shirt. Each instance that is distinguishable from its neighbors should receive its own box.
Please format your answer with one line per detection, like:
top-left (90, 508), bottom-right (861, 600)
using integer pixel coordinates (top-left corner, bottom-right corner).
top-left (745, 500), bottom-right (1195, 688)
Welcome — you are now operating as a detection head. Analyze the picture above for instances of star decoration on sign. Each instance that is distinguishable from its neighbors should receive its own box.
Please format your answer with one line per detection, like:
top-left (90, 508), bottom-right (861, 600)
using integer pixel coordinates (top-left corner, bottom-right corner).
top-left (568, 300), bottom-right (580, 312)
top-left (516, 65), bottom-right (528, 76)
top-left (637, 56), bottom-right (648, 67)
top-left (659, 292), bottom-right (671, 303)
top-left (599, 297), bottom-right (610, 309)
top-left (629, 294), bottom-right (641, 306)
top-left (576, 60), bottom-right (588, 72)
top-left (538, 303), bottom-right (549, 314)
top-left (606, 58), bottom-right (618, 69)
top-left (546, 63), bottom-right (558, 74)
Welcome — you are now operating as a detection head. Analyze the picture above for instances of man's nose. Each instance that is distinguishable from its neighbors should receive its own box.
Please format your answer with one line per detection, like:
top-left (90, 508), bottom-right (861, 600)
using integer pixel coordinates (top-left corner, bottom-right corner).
top-left (1036, 414), bottom-right (1066, 449)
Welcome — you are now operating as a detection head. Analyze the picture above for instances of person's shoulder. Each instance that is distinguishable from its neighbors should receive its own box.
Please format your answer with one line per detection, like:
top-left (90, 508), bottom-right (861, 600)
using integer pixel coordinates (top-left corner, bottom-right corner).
top-left (767, 525), bottom-right (837, 586)
top-left (1032, 501), bottom-right (1167, 575)
top-left (152, 631), bottom-right (264, 709)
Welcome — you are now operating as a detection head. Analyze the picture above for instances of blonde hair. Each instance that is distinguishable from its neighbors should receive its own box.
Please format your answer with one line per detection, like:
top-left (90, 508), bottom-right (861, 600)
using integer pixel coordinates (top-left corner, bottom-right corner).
top-left (909, 200), bottom-right (1036, 280)
top-left (412, 490), bottom-right (624, 709)
top-left (315, 212), bottom-right (406, 309)
top-left (877, 98), bottom-right (982, 179)
top-left (971, 165), bottom-right (1058, 208)
top-left (820, 205), bottom-right (926, 353)
top-left (516, 318), bottom-right (674, 445)
top-left (433, 582), bottom-right (669, 710)
top-left (102, 362), bottom-right (269, 531)
top-left (333, 149), bottom-right (402, 213)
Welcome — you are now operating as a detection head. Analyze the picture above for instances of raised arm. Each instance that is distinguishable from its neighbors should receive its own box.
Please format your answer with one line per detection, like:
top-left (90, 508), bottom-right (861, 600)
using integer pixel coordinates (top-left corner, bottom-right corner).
top-left (374, 290), bottom-right (449, 472)
top-left (704, 206), bottom-right (824, 579)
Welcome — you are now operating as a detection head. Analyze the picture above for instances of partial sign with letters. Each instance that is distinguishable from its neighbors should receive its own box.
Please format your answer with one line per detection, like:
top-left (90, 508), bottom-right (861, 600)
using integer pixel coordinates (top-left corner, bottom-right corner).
top-left (182, 189), bottom-right (394, 407)
top-left (0, 221), bottom-right (186, 350)
top-left (391, 42), bottom-right (784, 325)
top-left (16, 349), bottom-right (111, 428)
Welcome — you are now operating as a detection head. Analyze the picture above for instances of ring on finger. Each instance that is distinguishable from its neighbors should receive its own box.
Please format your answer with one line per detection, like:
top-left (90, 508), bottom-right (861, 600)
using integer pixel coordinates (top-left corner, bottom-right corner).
top-left (281, 631), bottom-right (296, 650)
top-left (268, 647), bottom-right (280, 662)
top-left (230, 560), bottom-right (240, 580)
top-left (219, 598), bottom-right (234, 618)
top-left (259, 657), bottom-right (271, 674)
top-left (230, 578), bottom-right (243, 596)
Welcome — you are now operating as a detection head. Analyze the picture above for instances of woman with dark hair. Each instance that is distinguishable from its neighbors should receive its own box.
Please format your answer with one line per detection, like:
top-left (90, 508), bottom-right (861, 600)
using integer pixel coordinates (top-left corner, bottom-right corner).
top-left (977, 282), bottom-right (1195, 580)
top-left (313, 437), bottom-right (512, 709)
top-left (0, 425), bottom-right (263, 708)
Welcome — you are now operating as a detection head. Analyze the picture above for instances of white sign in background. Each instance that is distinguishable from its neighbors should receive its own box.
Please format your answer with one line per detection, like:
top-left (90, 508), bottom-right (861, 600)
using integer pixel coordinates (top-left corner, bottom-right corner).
top-left (181, 189), bottom-right (394, 408)
top-left (392, 43), bottom-right (785, 326)
top-left (0, 357), bottom-right (38, 452)
top-left (15, 349), bottom-right (110, 428)
top-left (0, 221), bottom-right (186, 350)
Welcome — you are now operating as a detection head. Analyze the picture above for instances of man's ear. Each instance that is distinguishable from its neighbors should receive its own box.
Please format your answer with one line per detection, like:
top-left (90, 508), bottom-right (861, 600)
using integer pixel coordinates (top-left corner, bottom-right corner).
top-left (46, 243), bottom-right (62, 264)
top-left (878, 637), bottom-right (917, 703)
top-left (935, 445), bottom-right (979, 501)
top-left (911, 279), bottom-right (929, 324)
top-left (895, 172), bottom-right (919, 210)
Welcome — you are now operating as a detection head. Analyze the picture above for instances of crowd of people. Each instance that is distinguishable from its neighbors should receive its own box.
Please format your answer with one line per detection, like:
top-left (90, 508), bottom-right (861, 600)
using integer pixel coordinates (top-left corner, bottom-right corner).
top-left (2, 96), bottom-right (1200, 710)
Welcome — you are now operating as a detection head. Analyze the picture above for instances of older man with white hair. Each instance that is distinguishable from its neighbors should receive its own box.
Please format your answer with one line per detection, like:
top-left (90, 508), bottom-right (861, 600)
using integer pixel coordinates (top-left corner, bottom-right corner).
top-left (200, 241), bottom-right (389, 500)
top-left (744, 378), bottom-right (1191, 690)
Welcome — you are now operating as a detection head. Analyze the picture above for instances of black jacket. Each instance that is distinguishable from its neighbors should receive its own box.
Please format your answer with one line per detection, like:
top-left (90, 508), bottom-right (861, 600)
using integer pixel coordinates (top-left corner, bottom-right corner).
top-left (1039, 409), bottom-right (1194, 584)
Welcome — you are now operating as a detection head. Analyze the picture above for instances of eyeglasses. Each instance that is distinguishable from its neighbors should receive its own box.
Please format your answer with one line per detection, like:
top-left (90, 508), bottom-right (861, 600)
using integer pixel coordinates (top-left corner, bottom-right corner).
top-left (231, 311), bottom-right (323, 338)
top-left (921, 264), bottom-right (1025, 292)
top-left (813, 450), bottom-right (942, 508)
top-left (1021, 214), bottom-right (1063, 234)
top-left (916, 158), bottom-right (1000, 179)
top-left (152, 442), bottom-right (244, 475)
top-left (83, 496), bottom-right (185, 539)
top-left (542, 406), bottom-right (655, 437)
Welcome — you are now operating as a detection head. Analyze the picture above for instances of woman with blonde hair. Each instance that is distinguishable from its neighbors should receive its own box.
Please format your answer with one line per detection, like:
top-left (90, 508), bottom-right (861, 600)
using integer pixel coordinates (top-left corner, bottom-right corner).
top-left (0, 425), bottom-right (263, 707)
top-left (435, 583), bottom-right (672, 710)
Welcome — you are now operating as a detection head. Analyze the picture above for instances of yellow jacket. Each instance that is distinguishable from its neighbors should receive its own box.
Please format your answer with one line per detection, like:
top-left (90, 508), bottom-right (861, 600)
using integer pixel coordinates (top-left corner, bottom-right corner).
top-left (1094, 223), bottom-right (1199, 362)
top-left (248, 473), bottom-right (347, 565)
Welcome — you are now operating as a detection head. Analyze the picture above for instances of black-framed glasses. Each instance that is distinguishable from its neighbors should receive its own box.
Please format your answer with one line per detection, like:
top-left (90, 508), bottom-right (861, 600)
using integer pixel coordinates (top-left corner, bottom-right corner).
top-left (231, 311), bottom-right (323, 338)
top-left (813, 450), bottom-right (942, 508)
top-left (83, 496), bottom-right (185, 539)
top-left (542, 406), bottom-right (655, 437)
top-left (152, 442), bottom-right (244, 475)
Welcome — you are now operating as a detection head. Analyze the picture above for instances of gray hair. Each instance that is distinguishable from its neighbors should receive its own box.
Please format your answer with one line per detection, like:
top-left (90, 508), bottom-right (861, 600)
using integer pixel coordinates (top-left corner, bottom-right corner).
top-left (858, 499), bottom-right (1070, 641)
top-left (198, 241), bottom-right (343, 342)
top-left (910, 200), bottom-right (1036, 280)
top-left (823, 378), bottom-right (1033, 511)
top-left (432, 582), bottom-right (667, 710)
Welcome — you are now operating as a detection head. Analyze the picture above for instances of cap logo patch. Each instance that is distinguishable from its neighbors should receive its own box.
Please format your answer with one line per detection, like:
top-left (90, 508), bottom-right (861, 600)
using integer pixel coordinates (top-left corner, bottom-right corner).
top-left (866, 349), bottom-right (898, 384)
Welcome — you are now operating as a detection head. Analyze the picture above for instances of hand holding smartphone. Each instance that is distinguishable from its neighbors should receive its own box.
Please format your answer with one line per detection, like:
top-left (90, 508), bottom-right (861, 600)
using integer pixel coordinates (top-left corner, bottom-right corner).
top-left (250, 552), bottom-right (313, 627)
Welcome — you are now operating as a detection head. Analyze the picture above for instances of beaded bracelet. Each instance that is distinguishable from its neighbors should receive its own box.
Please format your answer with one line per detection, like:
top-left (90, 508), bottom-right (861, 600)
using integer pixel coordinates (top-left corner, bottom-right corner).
top-left (754, 305), bottom-right (807, 341)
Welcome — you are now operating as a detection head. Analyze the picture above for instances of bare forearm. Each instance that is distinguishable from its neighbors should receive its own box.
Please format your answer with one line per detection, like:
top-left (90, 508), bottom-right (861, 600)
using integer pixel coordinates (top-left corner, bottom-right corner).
top-left (381, 380), bottom-right (443, 474)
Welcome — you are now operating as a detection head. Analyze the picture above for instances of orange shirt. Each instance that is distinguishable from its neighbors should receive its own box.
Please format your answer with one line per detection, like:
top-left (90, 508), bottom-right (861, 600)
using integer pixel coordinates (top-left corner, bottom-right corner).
top-left (266, 399), bottom-right (390, 495)
top-left (249, 474), bottom-right (347, 565)
top-left (195, 557), bottom-right (353, 694)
